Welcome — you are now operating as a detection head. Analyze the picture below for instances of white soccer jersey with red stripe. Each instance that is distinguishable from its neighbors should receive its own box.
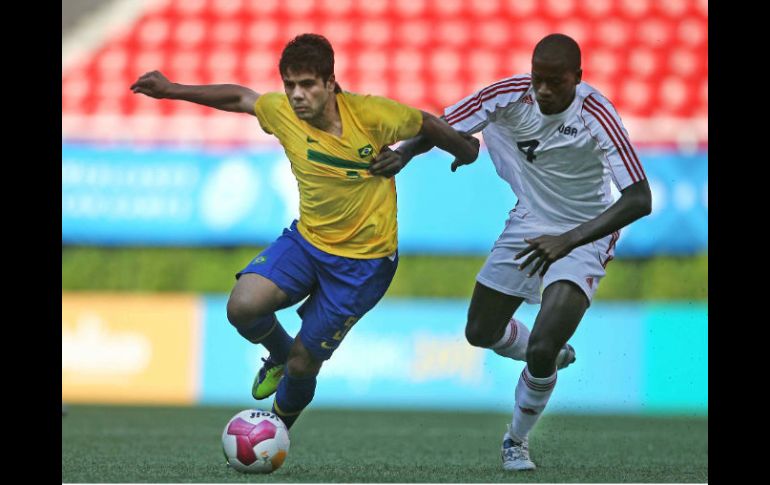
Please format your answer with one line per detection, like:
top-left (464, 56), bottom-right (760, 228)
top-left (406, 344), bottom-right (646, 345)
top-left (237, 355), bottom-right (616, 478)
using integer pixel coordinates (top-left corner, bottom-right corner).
top-left (444, 75), bottom-right (646, 231)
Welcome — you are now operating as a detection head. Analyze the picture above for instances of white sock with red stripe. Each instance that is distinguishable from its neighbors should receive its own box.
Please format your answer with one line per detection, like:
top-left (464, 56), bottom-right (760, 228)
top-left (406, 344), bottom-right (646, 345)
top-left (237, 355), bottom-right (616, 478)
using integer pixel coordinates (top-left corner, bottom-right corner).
top-left (509, 366), bottom-right (557, 442)
top-left (491, 318), bottom-right (530, 361)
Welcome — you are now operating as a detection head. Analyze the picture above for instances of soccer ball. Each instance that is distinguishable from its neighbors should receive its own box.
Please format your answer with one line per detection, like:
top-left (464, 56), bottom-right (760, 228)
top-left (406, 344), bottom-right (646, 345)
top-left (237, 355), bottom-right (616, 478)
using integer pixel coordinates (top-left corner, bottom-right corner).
top-left (221, 410), bottom-right (290, 474)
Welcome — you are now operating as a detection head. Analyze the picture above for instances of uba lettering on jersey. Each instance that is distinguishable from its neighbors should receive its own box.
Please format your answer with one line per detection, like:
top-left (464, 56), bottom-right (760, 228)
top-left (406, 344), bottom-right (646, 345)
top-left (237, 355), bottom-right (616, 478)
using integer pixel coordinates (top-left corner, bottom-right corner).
top-left (557, 123), bottom-right (578, 137)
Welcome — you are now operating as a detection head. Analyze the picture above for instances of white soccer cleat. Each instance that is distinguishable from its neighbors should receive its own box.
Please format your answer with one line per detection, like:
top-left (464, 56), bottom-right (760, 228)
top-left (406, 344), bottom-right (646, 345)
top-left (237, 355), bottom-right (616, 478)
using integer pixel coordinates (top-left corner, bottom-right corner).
top-left (501, 425), bottom-right (536, 471)
top-left (556, 343), bottom-right (576, 370)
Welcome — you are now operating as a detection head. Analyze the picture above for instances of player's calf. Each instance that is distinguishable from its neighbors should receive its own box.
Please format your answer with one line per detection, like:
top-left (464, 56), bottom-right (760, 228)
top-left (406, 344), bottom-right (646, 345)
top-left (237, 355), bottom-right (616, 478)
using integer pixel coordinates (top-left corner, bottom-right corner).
top-left (491, 318), bottom-right (531, 360)
top-left (228, 307), bottom-right (294, 401)
top-left (489, 318), bottom-right (576, 369)
top-left (270, 338), bottom-right (322, 429)
top-left (272, 371), bottom-right (317, 430)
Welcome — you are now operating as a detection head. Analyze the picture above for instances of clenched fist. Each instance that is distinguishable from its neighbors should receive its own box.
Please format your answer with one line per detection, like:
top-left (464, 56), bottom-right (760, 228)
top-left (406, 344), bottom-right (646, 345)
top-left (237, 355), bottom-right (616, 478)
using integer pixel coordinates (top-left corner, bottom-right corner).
top-left (368, 146), bottom-right (406, 178)
top-left (450, 132), bottom-right (480, 172)
top-left (130, 71), bottom-right (174, 99)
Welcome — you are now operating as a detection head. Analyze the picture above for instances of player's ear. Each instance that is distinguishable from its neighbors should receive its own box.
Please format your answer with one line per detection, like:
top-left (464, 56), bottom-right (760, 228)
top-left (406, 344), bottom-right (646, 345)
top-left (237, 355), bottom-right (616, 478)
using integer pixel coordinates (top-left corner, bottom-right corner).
top-left (574, 69), bottom-right (583, 85)
top-left (326, 73), bottom-right (336, 91)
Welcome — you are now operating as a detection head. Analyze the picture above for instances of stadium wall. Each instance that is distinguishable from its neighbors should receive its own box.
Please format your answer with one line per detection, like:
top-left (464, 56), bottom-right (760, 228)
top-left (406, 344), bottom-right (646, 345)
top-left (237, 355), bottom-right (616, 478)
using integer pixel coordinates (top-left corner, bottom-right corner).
top-left (62, 145), bottom-right (708, 257)
top-left (62, 293), bottom-right (707, 415)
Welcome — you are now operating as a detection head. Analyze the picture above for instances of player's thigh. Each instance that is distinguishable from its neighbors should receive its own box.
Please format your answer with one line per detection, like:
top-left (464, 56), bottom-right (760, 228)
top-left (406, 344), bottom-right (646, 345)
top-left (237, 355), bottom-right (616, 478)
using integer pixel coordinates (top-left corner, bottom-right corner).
top-left (529, 280), bottom-right (589, 350)
top-left (530, 240), bottom-right (609, 348)
top-left (542, 234), bottom-right (612, 306)
top-left (229, 229), bottom-right (317, 320)
top-left (466, 282), bottom-right (526, 342)
top-left (476, 211), bottom-right (543, 305)
top-left (296, 252), bottom-right (398, 361)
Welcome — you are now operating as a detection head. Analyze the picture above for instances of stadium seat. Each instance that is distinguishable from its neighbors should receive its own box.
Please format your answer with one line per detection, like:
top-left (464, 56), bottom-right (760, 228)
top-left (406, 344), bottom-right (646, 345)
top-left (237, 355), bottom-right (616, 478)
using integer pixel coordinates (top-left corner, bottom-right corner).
top-left (62, 0), bottom-right (708, 145)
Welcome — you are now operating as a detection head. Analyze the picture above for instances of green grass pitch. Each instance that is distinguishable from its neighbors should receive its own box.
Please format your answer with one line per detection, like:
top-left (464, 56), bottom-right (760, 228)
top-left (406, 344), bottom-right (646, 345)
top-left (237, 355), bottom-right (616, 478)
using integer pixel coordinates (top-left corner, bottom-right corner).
top-left (62, 404), bottom-right (707, 483)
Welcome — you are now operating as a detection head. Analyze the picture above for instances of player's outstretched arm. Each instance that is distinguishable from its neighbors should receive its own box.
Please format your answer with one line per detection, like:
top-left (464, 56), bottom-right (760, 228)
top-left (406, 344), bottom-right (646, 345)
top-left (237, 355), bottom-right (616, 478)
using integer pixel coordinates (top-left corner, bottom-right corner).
top-left (130, 71), bottom-right (260, 115)
top-left (517, 179), bottom-right (653, 277)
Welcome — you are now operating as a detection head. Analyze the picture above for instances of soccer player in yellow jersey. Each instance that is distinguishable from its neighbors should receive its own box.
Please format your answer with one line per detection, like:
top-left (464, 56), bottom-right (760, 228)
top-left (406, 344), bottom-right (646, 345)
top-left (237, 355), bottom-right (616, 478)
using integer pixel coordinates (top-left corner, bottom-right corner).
top-left (131, 34), bottom-right (478, 431)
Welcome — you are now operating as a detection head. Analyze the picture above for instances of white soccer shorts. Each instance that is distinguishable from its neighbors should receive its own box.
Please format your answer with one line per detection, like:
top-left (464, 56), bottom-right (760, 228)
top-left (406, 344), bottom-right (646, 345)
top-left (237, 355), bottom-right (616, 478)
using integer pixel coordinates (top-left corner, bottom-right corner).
top-left (476, 207), bottom-right (618, 305)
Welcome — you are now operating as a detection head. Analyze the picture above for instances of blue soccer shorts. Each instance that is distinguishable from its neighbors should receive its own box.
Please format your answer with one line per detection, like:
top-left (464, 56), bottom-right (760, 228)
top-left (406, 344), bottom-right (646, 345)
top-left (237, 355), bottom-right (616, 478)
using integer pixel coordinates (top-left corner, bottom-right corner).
top-left (236, 220), bottom-right (398, 360)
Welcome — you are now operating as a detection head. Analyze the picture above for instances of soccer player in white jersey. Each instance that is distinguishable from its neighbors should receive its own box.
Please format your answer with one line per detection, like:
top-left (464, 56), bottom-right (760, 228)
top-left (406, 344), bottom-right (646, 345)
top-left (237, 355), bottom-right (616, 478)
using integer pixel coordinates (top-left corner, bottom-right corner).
top-left (372, 34), bottom-right (652, 471)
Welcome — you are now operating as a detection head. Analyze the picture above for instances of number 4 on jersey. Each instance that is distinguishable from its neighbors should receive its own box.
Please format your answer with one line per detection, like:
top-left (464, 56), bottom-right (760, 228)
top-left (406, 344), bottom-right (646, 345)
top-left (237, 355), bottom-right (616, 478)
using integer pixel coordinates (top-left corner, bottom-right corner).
top-left (517, 140), bottom-right (540, 162)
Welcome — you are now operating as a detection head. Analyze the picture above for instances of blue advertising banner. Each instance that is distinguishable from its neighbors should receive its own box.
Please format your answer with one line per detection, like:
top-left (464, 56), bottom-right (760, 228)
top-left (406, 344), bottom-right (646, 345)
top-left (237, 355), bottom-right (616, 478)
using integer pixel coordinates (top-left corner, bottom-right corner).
top-left (199, 297), bottom-right (707, 414)
top-left (62, 143), bottom-right (707, 256)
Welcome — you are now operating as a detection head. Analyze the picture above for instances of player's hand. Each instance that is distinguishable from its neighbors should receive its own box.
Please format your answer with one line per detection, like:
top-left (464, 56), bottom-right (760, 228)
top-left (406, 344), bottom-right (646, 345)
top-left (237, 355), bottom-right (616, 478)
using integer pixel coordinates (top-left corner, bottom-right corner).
top-left (450, 132), bottom-right (480, 172)
top-left (515, 233), bottom-right (578, 277)
top-left (369, 146), bottom-right (405, 178)
top-left (130, 70), bottom-right (174, 99)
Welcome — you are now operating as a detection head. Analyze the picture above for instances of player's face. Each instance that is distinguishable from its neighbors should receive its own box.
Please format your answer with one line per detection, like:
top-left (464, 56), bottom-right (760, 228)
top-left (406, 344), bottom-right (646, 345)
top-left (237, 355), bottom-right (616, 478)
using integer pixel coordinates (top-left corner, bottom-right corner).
top-left (531, 57), bottom-right (582, 115)
top-left (282, 70), bottom-right (336, 120)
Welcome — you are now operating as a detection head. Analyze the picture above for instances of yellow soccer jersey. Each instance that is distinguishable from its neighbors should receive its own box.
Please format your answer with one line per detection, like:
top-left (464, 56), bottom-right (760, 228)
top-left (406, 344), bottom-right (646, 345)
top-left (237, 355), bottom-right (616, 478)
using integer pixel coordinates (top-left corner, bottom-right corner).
top-left (253, 91), bottom-right (423, 258)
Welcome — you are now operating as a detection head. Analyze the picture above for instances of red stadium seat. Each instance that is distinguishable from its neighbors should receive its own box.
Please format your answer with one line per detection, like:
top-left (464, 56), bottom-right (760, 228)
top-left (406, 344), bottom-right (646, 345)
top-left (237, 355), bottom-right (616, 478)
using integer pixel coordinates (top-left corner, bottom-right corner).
top-left (62, 0), bottom-right (708, 144)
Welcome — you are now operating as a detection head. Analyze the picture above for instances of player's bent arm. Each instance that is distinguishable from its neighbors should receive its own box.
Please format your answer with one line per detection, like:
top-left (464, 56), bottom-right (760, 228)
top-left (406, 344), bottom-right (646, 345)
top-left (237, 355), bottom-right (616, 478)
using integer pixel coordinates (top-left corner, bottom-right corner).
top-left (396, 115), bottom-right (473, 165)
top-left (394, 132), bottom-right (436, 165)
top-left (130, 71), bottom-right (260, 115)
top-left (416, 112), bottom-right (479, 165)
top-left (565, 179), bottom-right (653, 248)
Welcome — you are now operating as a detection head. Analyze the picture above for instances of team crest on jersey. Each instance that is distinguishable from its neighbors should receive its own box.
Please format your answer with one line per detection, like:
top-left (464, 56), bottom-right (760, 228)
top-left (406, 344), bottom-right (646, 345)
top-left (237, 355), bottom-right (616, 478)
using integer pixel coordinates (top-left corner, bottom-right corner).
top-left (358, 144), bottom-right (373, 157)
top-left (520, 95), bottom-right (534, 105)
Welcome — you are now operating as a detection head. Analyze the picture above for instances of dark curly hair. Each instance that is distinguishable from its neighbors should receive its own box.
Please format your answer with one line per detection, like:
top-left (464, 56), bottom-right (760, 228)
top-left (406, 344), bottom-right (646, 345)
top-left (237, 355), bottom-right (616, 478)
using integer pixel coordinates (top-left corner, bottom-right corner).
top-left (279, 33), bottom-right (341, 92)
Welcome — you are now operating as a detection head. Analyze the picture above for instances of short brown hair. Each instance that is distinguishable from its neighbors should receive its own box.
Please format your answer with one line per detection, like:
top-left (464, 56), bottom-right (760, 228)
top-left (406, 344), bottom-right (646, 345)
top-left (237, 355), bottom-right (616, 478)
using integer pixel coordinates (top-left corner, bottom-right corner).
top-left (279, 34), bottom-right (335, 83)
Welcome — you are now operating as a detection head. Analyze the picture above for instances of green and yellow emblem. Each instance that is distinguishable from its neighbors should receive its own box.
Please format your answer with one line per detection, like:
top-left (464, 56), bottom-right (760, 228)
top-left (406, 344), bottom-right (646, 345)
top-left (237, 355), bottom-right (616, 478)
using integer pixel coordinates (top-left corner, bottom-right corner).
top-left (358, 144), bottom-right (373, 158)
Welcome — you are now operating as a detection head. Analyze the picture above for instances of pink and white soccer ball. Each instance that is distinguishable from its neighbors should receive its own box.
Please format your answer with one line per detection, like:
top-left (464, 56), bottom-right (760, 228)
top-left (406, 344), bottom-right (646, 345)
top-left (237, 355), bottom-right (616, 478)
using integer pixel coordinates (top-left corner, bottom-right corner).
top-left (221, 410), bottom-right (290, 474)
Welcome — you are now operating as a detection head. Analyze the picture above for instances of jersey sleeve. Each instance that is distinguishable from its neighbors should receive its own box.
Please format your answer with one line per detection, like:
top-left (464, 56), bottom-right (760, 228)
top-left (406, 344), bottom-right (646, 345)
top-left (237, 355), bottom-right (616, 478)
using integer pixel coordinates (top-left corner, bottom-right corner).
top-left (357, 95), bottom-right (423, 146)
top-left (253, 92), bottom-right (284, 135)
top-left (443, 75), bottom-right (531, 133)
top-left (580, 93), bottom-right (647, 190)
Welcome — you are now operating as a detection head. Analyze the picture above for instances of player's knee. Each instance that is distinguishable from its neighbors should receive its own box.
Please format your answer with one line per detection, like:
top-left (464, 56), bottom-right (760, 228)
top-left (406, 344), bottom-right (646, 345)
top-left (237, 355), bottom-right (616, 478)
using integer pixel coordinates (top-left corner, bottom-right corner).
top-left (226, 294), bottom-right (264, 329)
top-left (465, 319), bottom-right (497, 348)
top-left (526, 339), bottom-right (560, 367)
